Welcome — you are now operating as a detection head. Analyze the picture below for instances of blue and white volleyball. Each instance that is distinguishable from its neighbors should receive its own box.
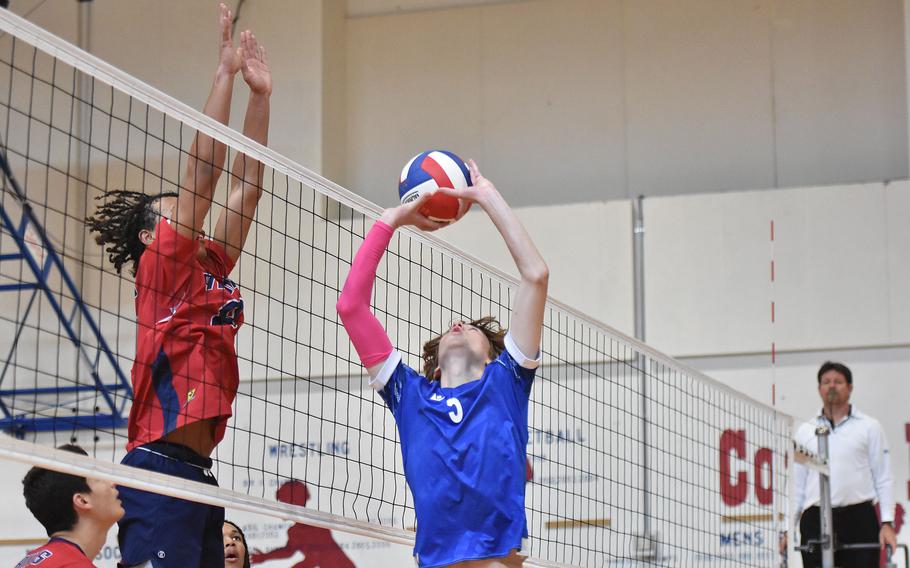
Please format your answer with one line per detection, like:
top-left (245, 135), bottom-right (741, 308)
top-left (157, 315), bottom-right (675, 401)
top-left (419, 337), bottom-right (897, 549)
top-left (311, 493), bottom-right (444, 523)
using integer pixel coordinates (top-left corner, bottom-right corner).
top-left (398, 150), bottom-right (471, 221)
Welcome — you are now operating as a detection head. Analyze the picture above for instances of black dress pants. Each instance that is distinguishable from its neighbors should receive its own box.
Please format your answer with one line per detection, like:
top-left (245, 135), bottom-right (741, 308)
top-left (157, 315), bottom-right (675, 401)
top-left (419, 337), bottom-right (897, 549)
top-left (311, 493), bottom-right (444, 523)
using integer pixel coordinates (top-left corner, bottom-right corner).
top-left (799, 501), bottom-right (880, 568)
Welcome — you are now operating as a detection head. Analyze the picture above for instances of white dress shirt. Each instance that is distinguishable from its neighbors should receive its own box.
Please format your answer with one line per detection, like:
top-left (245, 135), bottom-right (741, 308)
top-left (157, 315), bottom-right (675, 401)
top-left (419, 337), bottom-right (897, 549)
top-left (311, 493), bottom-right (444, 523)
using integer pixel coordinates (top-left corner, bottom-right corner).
top-left (791, 406), bottom-right (895, 528)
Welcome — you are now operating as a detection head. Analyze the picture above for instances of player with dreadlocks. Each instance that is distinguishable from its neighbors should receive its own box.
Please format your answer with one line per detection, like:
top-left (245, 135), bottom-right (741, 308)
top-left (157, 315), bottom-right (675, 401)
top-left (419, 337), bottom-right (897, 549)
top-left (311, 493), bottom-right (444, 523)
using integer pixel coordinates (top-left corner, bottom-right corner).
top-left (86, 4), bottom-right (271, 566)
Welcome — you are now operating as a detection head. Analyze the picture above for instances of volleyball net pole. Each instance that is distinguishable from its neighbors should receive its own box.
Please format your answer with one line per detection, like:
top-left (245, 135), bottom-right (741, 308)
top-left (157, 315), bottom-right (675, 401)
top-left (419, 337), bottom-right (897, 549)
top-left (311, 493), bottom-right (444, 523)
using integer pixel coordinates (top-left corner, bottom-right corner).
top-left (631, 194), bottom-right (659, 561)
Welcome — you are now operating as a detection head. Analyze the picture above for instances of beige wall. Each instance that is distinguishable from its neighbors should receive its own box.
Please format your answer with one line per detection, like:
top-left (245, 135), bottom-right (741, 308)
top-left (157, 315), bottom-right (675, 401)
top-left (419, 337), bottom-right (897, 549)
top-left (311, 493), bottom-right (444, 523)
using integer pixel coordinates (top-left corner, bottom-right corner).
top-left (321, 0), bottom-right (348, 185)
top-left (346, 0), bottom-right (626, 206)
top-left (12, 0), bottom-right (908, 205)
top-left (11, 0), bottom-right (325, 169)
top-left (347, 0), bottom-right (908, 206)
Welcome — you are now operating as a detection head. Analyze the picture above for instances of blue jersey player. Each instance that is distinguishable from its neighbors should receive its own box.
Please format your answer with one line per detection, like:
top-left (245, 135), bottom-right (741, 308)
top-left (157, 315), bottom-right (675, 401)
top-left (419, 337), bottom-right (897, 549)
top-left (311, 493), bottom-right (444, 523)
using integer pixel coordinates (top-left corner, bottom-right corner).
top-left (337, 159), bottom-right (549, 567)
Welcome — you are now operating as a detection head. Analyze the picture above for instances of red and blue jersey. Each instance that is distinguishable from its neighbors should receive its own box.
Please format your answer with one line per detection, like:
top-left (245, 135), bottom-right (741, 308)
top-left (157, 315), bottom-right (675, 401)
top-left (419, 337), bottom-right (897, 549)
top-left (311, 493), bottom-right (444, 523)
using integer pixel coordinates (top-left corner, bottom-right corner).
top-left (16, 538), bottom-right (94, 567)
top-left (127, 218), bottom-right (243, 451)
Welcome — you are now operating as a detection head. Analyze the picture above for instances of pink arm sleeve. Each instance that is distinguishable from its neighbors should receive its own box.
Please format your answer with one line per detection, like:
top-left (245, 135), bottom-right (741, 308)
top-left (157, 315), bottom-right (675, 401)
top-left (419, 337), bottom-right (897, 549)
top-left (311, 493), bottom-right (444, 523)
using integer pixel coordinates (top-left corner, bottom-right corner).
top-left (336, 220), bottom-right (395, 368)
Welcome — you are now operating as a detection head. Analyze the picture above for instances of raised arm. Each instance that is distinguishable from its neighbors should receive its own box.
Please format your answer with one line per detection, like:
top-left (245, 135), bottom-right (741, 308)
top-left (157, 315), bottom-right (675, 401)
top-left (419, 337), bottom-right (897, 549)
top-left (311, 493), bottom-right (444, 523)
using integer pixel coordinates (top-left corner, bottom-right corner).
top-left (212, 30), bottom-right (272, 262)
top-left (174, 3), bottom-right (239, 240)
top-left (437, 160), bottom-right (549, 357)
top-left (337, 194), bottom-right (446, 379)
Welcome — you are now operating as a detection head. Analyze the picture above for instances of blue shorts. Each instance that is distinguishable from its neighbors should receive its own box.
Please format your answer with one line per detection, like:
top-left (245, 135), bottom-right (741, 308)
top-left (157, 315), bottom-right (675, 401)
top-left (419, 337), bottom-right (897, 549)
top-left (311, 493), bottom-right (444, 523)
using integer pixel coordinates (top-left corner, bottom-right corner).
top-left (117, 441), bottom-right (224, 568)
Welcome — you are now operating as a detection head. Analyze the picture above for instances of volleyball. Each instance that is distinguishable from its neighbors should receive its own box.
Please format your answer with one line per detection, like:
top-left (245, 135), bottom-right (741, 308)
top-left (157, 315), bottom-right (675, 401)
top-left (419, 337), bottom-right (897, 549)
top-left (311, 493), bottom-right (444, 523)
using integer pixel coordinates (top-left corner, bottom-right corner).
top-left (398, 150), bottom-right (472, 222)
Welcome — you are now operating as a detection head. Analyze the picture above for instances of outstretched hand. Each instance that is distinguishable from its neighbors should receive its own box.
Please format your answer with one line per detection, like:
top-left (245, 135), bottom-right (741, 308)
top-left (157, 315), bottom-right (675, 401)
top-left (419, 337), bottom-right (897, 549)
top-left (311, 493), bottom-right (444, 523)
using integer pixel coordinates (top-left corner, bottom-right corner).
top-left (381, 159), bottom-right (502, 230)
top-left (239, 30), bottom-right (272, 96)
top-left (435, 159), bottom-right (496, 220)
top-left (380, 192), bottom-right (452, 232)
top-left (217, 3), bottom-right (241, 75)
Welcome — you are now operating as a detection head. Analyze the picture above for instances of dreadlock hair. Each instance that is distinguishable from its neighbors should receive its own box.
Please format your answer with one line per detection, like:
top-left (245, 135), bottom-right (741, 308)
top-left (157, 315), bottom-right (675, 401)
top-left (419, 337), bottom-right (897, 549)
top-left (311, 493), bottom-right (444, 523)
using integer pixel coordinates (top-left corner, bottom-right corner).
top-left (86, 190), bottom-right (177, 276)
top-left (422, 316), bottom-right (507, 379)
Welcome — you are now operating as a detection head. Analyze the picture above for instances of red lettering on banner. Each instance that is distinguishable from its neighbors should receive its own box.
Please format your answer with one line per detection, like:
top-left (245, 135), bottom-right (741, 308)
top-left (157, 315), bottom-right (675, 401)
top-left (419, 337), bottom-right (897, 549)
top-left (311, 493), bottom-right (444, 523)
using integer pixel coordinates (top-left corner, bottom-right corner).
top-left (720, 429), bottom-right (775, 506)
top-left (720, 430), bottom-right (748, 506)
top-left (754, 447), bottom-right (773, 505)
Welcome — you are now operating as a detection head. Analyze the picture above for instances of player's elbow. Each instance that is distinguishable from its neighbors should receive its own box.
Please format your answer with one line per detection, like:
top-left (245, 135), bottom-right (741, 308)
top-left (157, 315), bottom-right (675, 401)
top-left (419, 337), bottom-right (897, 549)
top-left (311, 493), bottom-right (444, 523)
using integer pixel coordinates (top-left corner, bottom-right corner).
top-left (240, 160), bottom-right (265, 191)
top-left (525, 263), bottom-right (549, 288)
top-left (240, 179), bottom-right (264, 204)
top-left (185, 164), bottom-right (220, 201)
top-left (336, 295), bottom-right (352, 320)
top-left (336, 294), bottom-right (361, 323)
top-left (190, 154), bottom-right (220, 182)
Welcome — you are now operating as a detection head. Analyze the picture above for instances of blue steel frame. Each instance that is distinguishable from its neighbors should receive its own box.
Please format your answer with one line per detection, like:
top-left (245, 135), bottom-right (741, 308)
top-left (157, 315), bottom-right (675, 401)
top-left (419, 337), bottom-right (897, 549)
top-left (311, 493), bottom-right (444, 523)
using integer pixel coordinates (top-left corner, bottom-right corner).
top-left (0, 148), bottom-right (132, 435)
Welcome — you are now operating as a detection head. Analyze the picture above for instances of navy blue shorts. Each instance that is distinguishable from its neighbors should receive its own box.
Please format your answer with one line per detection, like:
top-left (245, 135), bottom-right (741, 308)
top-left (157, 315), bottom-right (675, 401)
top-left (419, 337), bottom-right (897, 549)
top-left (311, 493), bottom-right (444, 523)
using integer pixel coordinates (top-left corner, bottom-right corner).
top-left (117, 441), bottom-right (224, 568)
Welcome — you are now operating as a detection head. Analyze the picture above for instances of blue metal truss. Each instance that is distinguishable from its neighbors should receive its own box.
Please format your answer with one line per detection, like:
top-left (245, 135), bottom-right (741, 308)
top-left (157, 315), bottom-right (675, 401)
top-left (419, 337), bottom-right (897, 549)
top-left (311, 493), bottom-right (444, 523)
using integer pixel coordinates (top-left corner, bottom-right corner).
top-left (0, 148), bottom-right (132, 435)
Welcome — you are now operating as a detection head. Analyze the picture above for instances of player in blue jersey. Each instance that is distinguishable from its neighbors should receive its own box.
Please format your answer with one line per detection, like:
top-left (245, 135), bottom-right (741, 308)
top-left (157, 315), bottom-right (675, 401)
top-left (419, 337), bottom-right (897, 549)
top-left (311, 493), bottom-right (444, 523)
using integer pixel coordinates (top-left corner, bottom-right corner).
top-left (337, 159), bottom-right (549, 568)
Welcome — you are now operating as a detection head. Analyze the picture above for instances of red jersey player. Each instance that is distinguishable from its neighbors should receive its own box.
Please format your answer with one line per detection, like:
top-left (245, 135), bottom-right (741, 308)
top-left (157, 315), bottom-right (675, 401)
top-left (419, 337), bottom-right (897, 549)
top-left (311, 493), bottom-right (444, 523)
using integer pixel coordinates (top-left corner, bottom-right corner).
top-left (17, 445), bottom-right (123, 568)
top-left (86, 4), bottom-right (271, 566)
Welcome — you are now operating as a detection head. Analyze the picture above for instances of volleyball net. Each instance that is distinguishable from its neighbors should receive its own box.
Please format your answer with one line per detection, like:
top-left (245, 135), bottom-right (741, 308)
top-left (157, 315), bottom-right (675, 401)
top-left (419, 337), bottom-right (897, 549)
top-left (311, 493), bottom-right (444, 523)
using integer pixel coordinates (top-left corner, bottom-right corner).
top-left (0, 8), bottom-right (792, 567)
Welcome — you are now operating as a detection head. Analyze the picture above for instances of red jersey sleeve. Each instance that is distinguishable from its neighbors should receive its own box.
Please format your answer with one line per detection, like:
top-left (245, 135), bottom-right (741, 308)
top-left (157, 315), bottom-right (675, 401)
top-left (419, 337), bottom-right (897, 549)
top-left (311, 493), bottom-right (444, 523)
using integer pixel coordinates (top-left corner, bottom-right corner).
top-left (137, 219), bottom-right (198, 289)
top-left (134, 219), bottom-right (200, 325)
top-left (203, 238), bottom-right (236, 275)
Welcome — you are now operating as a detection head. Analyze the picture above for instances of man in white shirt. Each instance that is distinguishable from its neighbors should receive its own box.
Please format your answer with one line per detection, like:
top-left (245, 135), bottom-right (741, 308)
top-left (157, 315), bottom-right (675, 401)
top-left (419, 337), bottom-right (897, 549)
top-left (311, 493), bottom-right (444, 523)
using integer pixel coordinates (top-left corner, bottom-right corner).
top-left (788, 361), bottom-right (897, 567)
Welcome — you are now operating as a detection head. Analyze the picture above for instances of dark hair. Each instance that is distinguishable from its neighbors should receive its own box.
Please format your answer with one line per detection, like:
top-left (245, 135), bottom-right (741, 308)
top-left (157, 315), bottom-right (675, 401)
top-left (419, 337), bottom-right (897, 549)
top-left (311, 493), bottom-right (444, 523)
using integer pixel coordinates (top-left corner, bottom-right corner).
top-left (86, 190), bottom-right (177, 276)
top-left (22, 444), bottom-right (91, 536)
top-left (817, 361), bottom-right (853, 385)
top-left (223, 520), bottom-right (251, 568)
top-left (422, 316), bottom-right (507, 379)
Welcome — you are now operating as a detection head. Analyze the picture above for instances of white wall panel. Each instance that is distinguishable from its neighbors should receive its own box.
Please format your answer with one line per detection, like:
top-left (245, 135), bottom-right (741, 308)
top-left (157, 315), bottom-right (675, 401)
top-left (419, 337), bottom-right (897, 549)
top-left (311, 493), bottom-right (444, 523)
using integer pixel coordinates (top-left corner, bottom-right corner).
top-left (886, 180), bottom-right (910, 342)
top-left (437, 199), bottom-right (635, 337)
top-left (773, 184), bottom-right (891, 351)
top-left (645, 184), bottom-right (903, 357)
top-left (645, 189), bottom-right (774, 356)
